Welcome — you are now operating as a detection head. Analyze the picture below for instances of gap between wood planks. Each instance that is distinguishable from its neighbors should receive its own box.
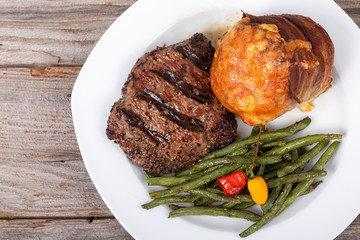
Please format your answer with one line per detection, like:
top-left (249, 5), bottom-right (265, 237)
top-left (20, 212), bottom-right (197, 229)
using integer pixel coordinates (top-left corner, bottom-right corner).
top-left (0, 64), bottom-right (83, 69)
top-left (0, 215), bottom-right (115, 224)
top-left (343, 7), bottom-right (360, 14)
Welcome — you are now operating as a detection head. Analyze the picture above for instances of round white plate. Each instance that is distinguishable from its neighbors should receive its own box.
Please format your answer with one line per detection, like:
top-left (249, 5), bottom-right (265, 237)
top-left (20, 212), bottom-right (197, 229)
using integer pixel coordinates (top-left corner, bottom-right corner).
top-left (71, 0), bottom-right (360, 239)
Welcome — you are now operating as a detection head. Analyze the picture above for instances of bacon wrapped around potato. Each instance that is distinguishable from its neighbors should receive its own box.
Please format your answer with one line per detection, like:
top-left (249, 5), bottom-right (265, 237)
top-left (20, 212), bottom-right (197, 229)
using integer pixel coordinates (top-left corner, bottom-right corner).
top-left (210, 14), bottom-right (334, 126)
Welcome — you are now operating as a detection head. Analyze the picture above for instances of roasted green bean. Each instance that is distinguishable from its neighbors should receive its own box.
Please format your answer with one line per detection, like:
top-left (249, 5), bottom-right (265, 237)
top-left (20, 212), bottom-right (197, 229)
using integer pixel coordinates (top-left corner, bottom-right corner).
top-left (205, 188), bottom-right (253, 202)
top-left (260, 140), bottom-right (287, 149)
top-left (188, 189), bottom-right (245, 204)
top-left (276, 141), bottom-right (340, 216)
top-left (232, 202), bottom-right (256, 210)
top-left (240, 183), bottom-right (293, 237)
top-left (265, 134), bottom-right (341, 156)
top-left (142, 194), bottom-right (201, 209)
top-left (141, 116), bottom-right (342, 238)
top-left (202, 131), bottom-right (292, 160)
top-left (177, 155), bottom-right (281, 176)
top-left (149, 165), bottom-right (239, 199)
top-left (276, 140), bottom-right (329, 177)
top-left (277, 116), bottom-right (311, 134)
top-left (146, 175), bottom-right (192, 186)
top-left (228, 147), bottom-right (249, 156)
top-left (301, 181), bottom-right (322, 196)
top-left (261, 185), bottom-right (282, 214)
top-left (169, 206), bottom-right (261, 222)
top-left (266, 170), bottom-right (327, 188)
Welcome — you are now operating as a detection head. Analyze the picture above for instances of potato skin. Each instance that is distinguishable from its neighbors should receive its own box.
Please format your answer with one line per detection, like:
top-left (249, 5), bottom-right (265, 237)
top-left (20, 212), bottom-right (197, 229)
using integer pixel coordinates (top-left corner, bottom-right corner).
top-left (210, 17), bottom-right (295, 126)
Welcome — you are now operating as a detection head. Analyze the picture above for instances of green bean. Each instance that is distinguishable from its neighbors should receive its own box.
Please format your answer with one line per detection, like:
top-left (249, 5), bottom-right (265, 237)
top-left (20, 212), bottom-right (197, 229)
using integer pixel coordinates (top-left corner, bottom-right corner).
top-left (276, 140), bottom-right (329, 177)
top-left (244, 148), bottom-right (257, 156)
top-left (190, 165), bottom-right (225, 178)
top-left (169, 206), bottom-right (261, 222)
top-left (146, 176), bottom-right (192, 186)
top-left (260, 140), bottom-right (287, 149)
top-left (291, 149), bottom-right (298, 163)
top-left (232, 202), bottom-right (255, 210)
top-left (142, 195), bottom-right (201, 209)
top-left (251, 126), bottom-right (261, 136)
top-left (220, 200), bottom-right (255, 210)
top-left (177, 156), bottom-right (281, 176)
top-left (175, 167), bottom-right (193, 177)
top-left (206, 188), bottom-right (253, 202)
top-left (312, 141), bottom-right (340, 171)
top-left (282, 152), bottom-right (292, 161)
top-left (168, 204), bottom-right (183, 211)
top-left (152, 165), bottom-right (223, 184)
top-left (297, 147), bottom-right (307, 156)
top-left (240, 183), bottom-right (292, 237)
top-left (228, 146), bottom-right (249, 156)
top-left (208, 179), bottom-right (222, 189)
top-left (266, 170), bottom-right (327, 188)
top-left (202, 131), bottom-right (292, 160)
top-left (177, 159), bottom-right (249, 177)
top-left (194, 197), bottom-right (213, 206)
top-left (265, 134), bottom-right (342, 156)
top-left (263, 162), bottom-right (288, 174)
top-left (176, 164), bottom-right (222, 177)
top-left (262, 170), bottom-right (278, 180)
top-left (277, 116), bottom-right (311, 134)
top-left (256, 164), bottom-right (266, 176)
top-left (149, 165), bottom-right (239, 199)
top-left (276, 141), bottom-right (340, 216)
top-left (188, 189), bottom-right (245, 204)
top-left (261, 186), bottom-right (282, 214)
top-left (241, 156), bottom-right (283, 165)
top-left (220, 202), bottom-right (237, 208)
top-left (301, 181), bottom-right (322, 196)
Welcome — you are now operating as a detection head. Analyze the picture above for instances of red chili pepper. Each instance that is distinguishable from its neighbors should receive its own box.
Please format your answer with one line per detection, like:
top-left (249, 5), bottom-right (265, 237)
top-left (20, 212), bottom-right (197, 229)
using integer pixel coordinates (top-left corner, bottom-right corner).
top-left (216, 170), bottom-right (248, 197)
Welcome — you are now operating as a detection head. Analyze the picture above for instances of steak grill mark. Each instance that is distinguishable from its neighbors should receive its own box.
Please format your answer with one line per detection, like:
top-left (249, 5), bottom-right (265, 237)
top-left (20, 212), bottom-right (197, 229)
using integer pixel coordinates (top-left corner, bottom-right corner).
top-left (151, 69), bottom-right (210, 104)
top-left (175, 45), bottom-right (210, 72)
top-left (137, 88), bottom-right (205, 132)
top-left (118, 107), bottom-right (169, 144)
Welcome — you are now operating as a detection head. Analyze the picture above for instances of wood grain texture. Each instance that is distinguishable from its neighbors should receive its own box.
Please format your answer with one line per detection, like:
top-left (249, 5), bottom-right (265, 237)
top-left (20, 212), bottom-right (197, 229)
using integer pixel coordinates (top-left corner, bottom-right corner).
top-left (0, 0), bottom-right (357, 66)
top-left (0, 0), bottom-right (136, 66)
top-left (0, 218), bottom-right (134, 240)
top-left (0, 67), bottom-right (113, 217)
top-left (336, 216), bottom-right (360, 240)
top-left (0, 0), bottom-right (358, 239)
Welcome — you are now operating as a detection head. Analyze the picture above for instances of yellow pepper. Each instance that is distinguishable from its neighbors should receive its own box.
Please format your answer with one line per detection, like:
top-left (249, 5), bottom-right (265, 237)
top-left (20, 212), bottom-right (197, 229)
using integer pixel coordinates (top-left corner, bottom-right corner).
top-left (247, 176), bottom-right (268, 205)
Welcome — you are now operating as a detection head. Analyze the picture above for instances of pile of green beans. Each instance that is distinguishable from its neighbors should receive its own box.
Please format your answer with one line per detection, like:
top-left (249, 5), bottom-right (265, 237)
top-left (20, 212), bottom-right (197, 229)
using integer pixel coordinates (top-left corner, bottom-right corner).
top-left (141, 117), bottom-right (342, 238)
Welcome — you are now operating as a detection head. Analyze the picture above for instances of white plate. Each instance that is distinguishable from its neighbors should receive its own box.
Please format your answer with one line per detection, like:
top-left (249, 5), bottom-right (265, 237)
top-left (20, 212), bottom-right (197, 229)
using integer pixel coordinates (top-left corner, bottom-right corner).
top-left (71, 0), bottom-right (360, 239)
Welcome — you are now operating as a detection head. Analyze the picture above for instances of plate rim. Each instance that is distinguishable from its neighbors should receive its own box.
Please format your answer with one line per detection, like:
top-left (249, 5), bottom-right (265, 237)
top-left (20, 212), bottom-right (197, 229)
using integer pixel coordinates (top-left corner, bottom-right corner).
top-left (71, 0), bottom-right (360, 239)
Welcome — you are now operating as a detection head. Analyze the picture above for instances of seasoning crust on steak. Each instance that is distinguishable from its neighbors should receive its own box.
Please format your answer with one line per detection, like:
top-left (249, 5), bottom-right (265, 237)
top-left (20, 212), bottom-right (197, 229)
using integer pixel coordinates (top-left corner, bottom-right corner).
top-left (106, 33), bottom-right (237, 174)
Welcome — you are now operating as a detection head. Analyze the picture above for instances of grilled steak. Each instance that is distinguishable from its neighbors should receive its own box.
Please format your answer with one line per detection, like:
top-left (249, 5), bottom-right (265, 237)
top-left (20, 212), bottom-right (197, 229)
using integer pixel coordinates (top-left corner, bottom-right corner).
top-left (106, 33), bottom-right (237, 174)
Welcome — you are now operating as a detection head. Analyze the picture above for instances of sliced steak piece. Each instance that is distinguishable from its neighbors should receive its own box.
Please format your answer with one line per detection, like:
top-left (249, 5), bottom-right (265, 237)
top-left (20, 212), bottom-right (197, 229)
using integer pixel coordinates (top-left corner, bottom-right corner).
top-left (106, 33), bottom-right (237, 174)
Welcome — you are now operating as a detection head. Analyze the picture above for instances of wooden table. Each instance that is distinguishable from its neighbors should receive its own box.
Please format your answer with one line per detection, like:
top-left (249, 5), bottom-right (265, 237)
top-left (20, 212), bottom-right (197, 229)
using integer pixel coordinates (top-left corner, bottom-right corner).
top-left (0, 0), bottom-right (358, 239)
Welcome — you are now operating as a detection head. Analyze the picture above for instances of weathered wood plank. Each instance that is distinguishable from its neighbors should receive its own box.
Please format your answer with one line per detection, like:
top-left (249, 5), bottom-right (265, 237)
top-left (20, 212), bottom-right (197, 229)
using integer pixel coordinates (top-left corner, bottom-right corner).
top-left (335, 0), bottom-right (360, 8)
top-left (0, 159), bottom-right (113, 217)
top-left (0, 216), bottom-right (357, 240)
top-left (0, 0), bottom-right (358, 239)
top-left (0, 0), bottom-right (357, 67)
top-left (336, 216), bottom-right (360, 240)
top-left (336, 0), bottom-right (360, 27)
top-left (0, 67), bottom-right (113, 217)
top-left (0, 218), bottom-right (134, 240)
top-left (0, 67), bottom-right (79, 162)
top-left (0, 0), bottom-right (136, 66)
